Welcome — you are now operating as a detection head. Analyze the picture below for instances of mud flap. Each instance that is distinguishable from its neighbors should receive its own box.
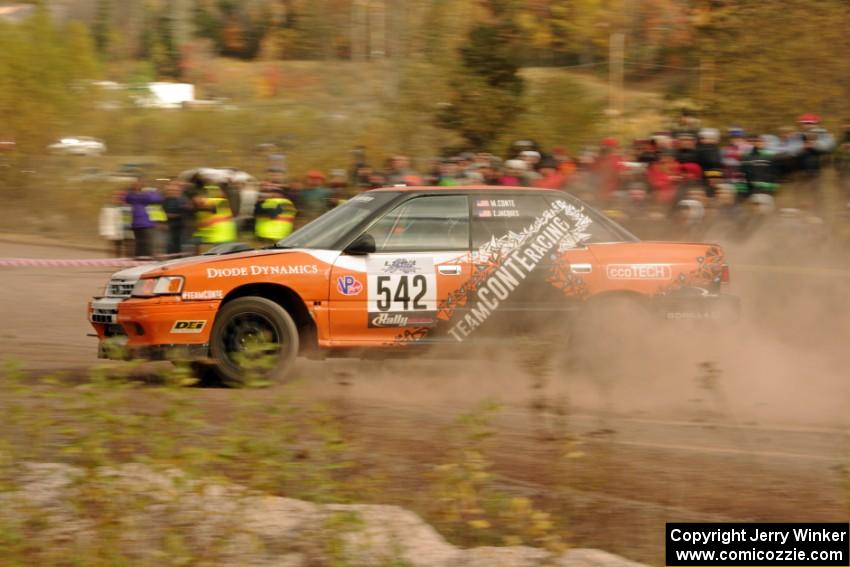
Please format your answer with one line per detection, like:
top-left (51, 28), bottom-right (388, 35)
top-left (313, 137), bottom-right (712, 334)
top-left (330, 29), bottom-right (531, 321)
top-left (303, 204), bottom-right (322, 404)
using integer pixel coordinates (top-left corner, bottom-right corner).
top-left (660, 294), bottom-right (740, 322)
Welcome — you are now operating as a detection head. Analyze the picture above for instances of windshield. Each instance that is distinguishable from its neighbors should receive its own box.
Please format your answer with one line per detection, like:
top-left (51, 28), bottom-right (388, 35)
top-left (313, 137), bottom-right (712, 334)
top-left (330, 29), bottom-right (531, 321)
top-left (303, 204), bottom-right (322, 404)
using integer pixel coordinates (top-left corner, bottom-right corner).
top-left (277, 191), bottom-right (400, 250)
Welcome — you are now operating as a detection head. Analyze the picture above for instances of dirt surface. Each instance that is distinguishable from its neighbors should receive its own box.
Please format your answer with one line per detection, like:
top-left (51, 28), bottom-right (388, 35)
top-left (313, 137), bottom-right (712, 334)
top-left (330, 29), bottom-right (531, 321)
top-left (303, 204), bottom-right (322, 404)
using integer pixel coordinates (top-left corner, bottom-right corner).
top-left (1, 237), bottom-right (849, 564)
top-left (0, 241), bottom-right (112, 367)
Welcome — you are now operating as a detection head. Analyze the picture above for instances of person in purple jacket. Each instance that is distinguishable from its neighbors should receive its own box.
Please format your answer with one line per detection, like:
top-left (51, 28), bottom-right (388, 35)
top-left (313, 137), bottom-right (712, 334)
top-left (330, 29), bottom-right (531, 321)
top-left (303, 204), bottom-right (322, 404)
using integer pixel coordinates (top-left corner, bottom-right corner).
top-left (124, 178), bottom-right (163, 258)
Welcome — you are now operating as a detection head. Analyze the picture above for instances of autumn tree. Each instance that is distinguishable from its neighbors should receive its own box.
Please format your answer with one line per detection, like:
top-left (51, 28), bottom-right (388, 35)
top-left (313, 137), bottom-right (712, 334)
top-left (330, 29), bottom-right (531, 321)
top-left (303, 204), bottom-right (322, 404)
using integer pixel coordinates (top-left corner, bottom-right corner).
top-left (438, 0), bottom-right (524, 151)
top-left (140, 1), bottom-right (181, 78)
top-left (93, 0), bottom-right (111, 56)
top-left (0, 5), bottom-right (100, 184)
top-left (193, 0), bottom-right (222, 50)
top-left (505, 74), bottom-right (602, 151)
top-left (694, 0), bottom-right (850, 130)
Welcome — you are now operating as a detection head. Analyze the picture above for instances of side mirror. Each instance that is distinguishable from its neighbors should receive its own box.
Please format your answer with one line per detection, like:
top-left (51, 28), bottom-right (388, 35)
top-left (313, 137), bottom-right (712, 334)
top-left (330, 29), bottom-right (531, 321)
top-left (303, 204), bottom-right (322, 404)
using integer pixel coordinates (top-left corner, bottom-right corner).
top-left (344, 233), bottom-right (376, 255)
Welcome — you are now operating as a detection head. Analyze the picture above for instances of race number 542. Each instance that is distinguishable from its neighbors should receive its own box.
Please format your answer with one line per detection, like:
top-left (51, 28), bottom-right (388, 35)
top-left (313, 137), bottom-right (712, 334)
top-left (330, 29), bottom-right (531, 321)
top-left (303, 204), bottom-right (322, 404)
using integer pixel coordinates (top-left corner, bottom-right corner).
top-left (367, 256), bottom-right (436, 313)
top-left (375, 274), bottom-right (429, 312)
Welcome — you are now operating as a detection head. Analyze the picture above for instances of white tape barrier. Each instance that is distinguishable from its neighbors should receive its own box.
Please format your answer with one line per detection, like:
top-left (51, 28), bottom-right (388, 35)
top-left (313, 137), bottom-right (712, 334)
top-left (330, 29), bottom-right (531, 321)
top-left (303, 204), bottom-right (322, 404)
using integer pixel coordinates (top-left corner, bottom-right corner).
top-left (0, 257), bottom-right (152, 268)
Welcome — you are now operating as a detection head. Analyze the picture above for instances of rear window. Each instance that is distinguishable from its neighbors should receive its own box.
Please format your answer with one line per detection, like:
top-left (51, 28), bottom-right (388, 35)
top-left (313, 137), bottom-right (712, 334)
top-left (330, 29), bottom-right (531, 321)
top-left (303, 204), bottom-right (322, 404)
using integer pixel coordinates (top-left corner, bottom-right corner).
top-left (471, 195), bottom-right (553, 248)
top-left (545, 193), bottom-right (637, 243)
top-left (470, 192), bottom-right (635, 248)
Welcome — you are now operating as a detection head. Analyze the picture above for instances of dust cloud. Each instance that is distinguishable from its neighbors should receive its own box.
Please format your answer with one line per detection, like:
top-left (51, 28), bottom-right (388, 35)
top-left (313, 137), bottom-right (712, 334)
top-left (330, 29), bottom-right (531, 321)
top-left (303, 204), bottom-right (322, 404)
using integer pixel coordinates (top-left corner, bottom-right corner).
top-left (304, 226), bottom-right (850, 430)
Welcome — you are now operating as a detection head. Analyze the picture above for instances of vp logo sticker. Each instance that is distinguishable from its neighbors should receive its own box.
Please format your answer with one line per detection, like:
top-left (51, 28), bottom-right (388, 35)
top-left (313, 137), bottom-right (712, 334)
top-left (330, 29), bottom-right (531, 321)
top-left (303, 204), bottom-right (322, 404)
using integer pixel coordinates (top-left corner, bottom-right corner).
top-left (336, 275), bottom-right (363, 296)
top-left (171, 320), bottom-right (206, 334)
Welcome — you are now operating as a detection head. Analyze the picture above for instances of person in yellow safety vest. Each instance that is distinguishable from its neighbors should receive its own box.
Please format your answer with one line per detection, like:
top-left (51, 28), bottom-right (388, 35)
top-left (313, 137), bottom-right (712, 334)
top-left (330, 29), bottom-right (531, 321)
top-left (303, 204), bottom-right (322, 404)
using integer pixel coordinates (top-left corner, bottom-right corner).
top-left (194, 185), bottom-right (237, 245)
top-left (145, 190), bottom-right (168, 256)
top-left (146, 202), bottom-right (168, 223)
top-left (254, 187), bottom-right (297, 244)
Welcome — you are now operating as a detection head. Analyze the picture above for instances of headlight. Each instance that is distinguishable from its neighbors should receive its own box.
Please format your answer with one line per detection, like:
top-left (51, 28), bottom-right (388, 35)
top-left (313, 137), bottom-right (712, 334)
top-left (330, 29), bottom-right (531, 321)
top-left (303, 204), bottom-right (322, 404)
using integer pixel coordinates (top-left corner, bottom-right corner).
top-left (132, 276), bottom-right (184, 297)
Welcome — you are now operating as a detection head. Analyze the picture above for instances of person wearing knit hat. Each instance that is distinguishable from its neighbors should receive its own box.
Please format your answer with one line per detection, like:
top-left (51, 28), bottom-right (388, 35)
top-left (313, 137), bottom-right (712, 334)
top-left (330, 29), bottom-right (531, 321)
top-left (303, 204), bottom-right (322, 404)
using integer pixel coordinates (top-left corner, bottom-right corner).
top-left (797, 113), bottom-right (835, 153)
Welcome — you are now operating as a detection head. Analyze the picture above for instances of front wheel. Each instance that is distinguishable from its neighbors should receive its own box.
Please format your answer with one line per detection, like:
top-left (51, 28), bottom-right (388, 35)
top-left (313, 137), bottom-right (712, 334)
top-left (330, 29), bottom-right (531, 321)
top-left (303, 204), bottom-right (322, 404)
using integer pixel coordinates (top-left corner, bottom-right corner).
top-left (208, 297), bottom-right (299, 387)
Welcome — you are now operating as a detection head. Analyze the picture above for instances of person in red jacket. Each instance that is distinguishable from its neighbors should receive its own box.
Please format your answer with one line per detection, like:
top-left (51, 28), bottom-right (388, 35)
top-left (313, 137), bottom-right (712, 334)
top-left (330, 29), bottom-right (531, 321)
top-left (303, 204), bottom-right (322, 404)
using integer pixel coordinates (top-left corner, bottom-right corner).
top-left (594, 137), bottom-right (626, 203)
top-left (647, 151), bottom-right (681, 204)
top-left (533, 158), bottom-right (567, 189)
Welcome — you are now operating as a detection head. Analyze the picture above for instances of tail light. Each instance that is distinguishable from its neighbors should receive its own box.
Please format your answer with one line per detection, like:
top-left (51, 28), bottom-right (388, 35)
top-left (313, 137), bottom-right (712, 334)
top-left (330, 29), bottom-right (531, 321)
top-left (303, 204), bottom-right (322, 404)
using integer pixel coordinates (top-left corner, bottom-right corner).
top-left (720, 264), bottom-right (730, 284)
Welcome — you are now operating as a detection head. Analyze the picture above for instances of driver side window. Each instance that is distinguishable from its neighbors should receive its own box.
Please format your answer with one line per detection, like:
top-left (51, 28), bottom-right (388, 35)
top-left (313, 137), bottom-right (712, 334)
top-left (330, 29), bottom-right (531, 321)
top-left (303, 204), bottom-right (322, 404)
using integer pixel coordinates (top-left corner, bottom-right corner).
top-left (365, 195), bottom-right (470, 252)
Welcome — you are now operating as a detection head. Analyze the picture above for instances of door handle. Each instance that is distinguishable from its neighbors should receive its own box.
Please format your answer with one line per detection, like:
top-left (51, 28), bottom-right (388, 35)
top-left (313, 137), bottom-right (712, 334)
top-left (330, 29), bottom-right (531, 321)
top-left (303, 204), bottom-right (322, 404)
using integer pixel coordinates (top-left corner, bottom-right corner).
top-left (438, 265), bottom-right (462, 276)
top-left (570, 263), bottom-right (593, 274)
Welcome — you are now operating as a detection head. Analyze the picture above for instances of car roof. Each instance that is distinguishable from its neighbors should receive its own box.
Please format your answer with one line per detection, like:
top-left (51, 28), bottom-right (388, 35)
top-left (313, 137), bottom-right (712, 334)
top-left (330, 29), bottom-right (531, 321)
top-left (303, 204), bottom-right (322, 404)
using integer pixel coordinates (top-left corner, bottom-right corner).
top-left (369, 185), bottom-right (563, 194)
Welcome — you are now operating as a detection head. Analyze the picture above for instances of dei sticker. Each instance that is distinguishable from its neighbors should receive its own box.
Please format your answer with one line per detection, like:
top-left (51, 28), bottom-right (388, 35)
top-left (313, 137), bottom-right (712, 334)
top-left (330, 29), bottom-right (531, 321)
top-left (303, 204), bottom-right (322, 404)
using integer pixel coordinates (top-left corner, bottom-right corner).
top-left (606, 264), bottom-right (672, 280)
top-left (171, 320), bottom-right (206, 334)
top-left (367, 256), bottom-right (437, 327)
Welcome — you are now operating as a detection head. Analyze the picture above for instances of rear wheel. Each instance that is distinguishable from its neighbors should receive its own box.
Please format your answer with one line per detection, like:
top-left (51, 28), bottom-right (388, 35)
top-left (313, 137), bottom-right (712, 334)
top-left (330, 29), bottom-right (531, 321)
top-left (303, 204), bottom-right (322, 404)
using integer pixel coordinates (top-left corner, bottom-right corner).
top-left (208, 297), bottom-right (299, 387)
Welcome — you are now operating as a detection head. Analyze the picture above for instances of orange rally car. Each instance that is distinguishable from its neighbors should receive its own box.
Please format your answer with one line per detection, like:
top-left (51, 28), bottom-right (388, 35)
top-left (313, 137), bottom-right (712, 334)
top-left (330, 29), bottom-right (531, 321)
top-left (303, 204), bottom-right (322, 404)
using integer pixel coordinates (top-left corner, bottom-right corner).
top-left (88, 186), bottom-right (739, 384)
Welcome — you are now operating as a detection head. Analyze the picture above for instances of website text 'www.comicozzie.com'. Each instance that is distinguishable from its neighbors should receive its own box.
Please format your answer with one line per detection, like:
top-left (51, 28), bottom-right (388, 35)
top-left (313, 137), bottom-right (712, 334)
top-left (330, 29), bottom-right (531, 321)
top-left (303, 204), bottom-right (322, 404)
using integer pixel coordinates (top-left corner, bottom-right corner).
top-left (673, 548), bottom-right (844, 564)
top-left (666, 523), bottom-right (850, 566)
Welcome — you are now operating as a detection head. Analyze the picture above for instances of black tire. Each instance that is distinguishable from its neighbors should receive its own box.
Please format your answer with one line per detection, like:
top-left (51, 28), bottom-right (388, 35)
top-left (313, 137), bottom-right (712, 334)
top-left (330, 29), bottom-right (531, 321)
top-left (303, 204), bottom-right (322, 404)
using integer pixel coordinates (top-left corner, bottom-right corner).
top-left (208, 296), bottom-right (299, 387)
top-left (190, 361), bottom-right (223, 387)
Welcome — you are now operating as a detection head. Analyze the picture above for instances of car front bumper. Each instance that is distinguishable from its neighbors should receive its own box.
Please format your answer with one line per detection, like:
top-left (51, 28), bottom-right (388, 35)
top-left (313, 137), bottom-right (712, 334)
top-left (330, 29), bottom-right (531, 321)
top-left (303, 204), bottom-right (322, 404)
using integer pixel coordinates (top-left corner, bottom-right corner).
top-left (89, 296), bottom-right (219, 361)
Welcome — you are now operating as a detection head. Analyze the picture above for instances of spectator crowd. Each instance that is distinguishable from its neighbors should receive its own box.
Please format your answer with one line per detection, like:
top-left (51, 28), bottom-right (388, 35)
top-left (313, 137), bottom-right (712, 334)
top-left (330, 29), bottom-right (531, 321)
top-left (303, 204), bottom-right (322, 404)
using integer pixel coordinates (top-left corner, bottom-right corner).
top-left (100, 113), bottom-right (850, 258)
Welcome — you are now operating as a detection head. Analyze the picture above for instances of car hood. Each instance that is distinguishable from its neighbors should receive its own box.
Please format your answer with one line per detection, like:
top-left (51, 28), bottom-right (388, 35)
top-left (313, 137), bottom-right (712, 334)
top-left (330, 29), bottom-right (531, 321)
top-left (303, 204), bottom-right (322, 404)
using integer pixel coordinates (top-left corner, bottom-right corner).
top-left (110, 248), bottom-right (340, 280)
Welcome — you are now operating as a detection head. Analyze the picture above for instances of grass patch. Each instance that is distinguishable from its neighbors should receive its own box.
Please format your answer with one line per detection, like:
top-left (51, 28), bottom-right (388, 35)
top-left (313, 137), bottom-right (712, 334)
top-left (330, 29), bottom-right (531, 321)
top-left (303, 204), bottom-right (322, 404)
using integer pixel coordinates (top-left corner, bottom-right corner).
top-left (0, 352), bottom-right (581, 562)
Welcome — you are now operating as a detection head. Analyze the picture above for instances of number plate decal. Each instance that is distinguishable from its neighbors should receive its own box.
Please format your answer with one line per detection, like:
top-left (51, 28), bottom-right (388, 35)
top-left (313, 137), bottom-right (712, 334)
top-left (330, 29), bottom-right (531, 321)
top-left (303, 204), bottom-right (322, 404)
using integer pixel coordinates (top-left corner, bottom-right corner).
top-left (366, 256), bottom-right (437, 328)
